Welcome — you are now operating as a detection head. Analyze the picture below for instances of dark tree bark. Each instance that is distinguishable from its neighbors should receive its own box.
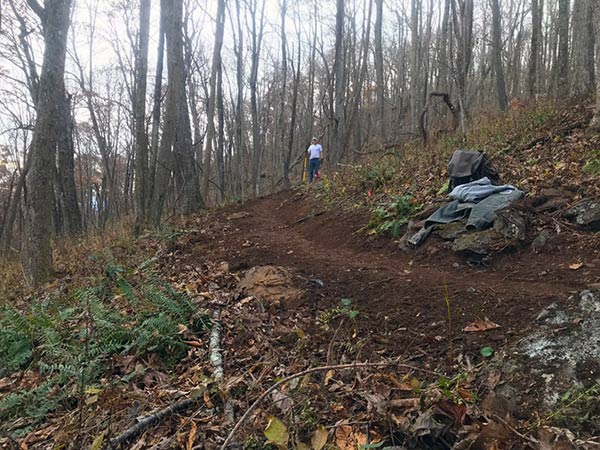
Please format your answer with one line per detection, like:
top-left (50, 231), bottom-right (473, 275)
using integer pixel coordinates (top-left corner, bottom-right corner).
top-left (590, 1), bottom-right (600, 129)
top-left (450, 0), bottom-right (474, 129)
top-left (202, 0), bottom-right (226, 201)
top-left (374, 0), bottom-right (385, 138)
top-left (148, 10), bottom-right (165, 207)
top-left (166, 0), bottom-right (203, 213)
top-left (56, 92), bottom-right (82, 234)
top-left (556, 0), bottom-right (570, 96)
top-left (491, 0), bottom-right (508, 111)
top-left (527, 0), bottom-right (542, 97)
top-left (152, 0), bottom-right (204, 224)
top-left (134, 0), bottom-right (151, 233)
top-left (570, 0), bottom-right (595, 95)
top-left (332, 0), bottom-right (346, 163)
top-left (249, 0), bottom-right (267, 197)
top-left (22, 0), bottom-right (72, 287)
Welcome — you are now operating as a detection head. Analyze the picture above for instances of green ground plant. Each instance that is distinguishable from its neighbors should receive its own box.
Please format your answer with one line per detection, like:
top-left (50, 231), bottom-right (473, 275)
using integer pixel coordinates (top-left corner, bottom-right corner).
top-left (0, 260), bottom-right (209, 435)
top-left (367, 195), bottom-right (422, 237)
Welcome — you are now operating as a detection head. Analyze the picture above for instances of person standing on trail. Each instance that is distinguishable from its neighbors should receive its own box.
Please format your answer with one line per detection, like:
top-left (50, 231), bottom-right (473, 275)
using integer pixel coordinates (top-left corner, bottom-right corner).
top-left (307, 137), bottom-right (323, 182)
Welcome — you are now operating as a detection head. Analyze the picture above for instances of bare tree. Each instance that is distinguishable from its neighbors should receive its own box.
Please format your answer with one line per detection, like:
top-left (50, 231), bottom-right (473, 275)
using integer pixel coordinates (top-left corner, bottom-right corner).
top-left (590, 0), bottom-right (600, 129)
top-left (491, 0), bottom-right (508, 110)
top-left (374, 0), bottom-right (385, 138)
top-left (133, 0), bottom-right (151, 233)
top-left (202, 0), bottom-right (226, 201)
top-left (22, 0), bottom-right (72, 286)
top-left (556, 0), bottom-right (570, 96)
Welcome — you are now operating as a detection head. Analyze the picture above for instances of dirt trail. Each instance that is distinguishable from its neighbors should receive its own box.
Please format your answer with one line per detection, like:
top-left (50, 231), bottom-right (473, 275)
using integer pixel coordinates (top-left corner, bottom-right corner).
top-left (184, 190), bottom-right (599, 364)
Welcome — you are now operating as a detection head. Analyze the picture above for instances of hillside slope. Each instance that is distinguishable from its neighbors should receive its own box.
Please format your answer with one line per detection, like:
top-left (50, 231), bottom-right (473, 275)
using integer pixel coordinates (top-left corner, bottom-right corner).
top-left (1, 101), bottom-right (599, 449)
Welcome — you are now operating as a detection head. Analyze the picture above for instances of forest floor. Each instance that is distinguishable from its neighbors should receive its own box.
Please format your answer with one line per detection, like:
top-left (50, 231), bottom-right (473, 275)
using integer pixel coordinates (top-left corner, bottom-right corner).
top-left (1, 101), bottom-right (600, 449)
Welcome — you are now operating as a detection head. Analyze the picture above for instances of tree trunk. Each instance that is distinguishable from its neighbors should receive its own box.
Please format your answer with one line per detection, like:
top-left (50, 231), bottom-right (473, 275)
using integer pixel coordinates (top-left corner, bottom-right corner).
top-left (491, 0), bottom-right (508, 111)
top-left (571, 0), bottom-right (595, 95)
top-left (332, 0), bottom-right (346, 163)
top-left (22, 0), bottom-right (72, 287)
top-left (556, 0), bottom-right (570, 97)
top-left (527, 0), bottom-right (542, 97)
top-left (450, 0), bottom-right (474, 129)
top-left (590, 1), bottom-right (600, 129)
top-left (233, 0), bottom-right (246, 198)
top-left (134, 0), bottom-right (151, 233)
top-left (165, 0), bottom-right (203, 213)
top-left (148, 10), bottom-right (165, 206)
top-left (202, 0), bottom-right (226, 202)
top-left (56, 92), bottom-right (82, 235)
top-left (374, 0), bottom-right (385, 139)
top-left (249, 0), bottom-right (267, 197)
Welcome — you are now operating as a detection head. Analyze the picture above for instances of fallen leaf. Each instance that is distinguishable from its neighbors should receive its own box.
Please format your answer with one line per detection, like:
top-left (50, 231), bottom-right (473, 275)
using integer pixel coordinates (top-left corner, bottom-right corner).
top-left (203, 390), bottom-right (215, 409)
top-left (324, 370), bottom-right (335, 385)
top-left (271, 389), bottom-right (293, 414)
top-left (89, 433), bottom-right (105, 450)
top-left (335, 425), bottom-right (354, 450)
top-left (296, 441), bottom-right (310, 450)
top-left (311, 425), bottom-right (328, 450)
top-left (568, 262), bottom-right (584, 270)
top-left (186, 421), bottom-right (197, 450)
top-left (335, 425), bottom-right (367, 450)
top-left (264, 416), bottom-right (289, 450)
top-left (463, 318), bottom-right (500, 332)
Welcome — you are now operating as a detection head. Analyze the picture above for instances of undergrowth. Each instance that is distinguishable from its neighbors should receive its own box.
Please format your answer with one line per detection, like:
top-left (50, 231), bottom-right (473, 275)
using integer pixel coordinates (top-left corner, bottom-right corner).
top-left (0, 259), bottom-right (209, 436)
top-left (308, 99), bottom-right (600, 237)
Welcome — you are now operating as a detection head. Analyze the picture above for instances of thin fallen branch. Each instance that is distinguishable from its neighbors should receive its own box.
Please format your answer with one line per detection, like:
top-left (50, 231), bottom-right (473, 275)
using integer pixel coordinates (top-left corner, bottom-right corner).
top-left (109, 398), bottom-right (199, 449)
top-left (219, 359), bottom-right (438, 450)
top-left (210, 308), bottom-right (224, 382)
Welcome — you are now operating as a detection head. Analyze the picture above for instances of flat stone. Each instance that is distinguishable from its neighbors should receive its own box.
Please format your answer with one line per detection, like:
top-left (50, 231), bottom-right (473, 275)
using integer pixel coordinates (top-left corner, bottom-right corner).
top-left (452, 229), bottom-right (510, 255)
top-left (564, 198), bottom-right (600, 230)
top-left (436, 221), bottom-right (467, 240)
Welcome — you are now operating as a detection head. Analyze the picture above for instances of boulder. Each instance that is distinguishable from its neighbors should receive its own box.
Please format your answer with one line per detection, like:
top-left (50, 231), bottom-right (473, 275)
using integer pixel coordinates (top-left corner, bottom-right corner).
top-left (564, 198), bottom-right (600, 230)
top-left (493, 208), bottom-right (527, 240)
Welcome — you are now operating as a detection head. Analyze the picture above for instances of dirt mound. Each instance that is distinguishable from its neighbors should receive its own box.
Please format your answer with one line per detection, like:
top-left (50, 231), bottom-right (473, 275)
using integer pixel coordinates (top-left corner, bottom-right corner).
top-left (239, 265), bottom-right (304, 305)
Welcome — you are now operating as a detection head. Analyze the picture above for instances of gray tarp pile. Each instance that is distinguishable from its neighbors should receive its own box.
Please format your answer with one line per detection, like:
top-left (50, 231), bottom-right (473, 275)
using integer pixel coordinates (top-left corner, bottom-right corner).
top-left (409, 177), bottom-right (524, 247)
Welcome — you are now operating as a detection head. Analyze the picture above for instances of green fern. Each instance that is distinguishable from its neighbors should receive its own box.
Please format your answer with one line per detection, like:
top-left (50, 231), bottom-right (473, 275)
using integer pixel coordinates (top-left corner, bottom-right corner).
top-left (0, 268), bottom-right (209, 430)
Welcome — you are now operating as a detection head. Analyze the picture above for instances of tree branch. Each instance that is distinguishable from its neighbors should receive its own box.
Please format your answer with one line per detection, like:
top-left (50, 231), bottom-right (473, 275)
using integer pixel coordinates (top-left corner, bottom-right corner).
top-left (25, 0), bottom-right (45, 20)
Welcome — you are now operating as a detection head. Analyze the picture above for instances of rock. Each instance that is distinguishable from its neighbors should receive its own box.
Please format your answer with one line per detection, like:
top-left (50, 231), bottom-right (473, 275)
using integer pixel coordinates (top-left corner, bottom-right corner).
top-left (452, 229), bottom-right (510, 256)
top-left (579, 289), bottom-right (600, 313)
top-left (539, 188), bottom-right (573, 198)
top-left (535, 196), bottom-right (569, 213)
top-left (564, 198), bottom-right (600, 230)
top-left (516, 288), bottom-right (600, 409)
top-left (239, 266), bottom-right (303, 305)
top-left (226, 211), bottom-right (251, 220)
top-left (309, 278), bottom-right (324, 288)
top-left (535, 302), bottom-right (571, 325)
top-left (531, 229), bottom-right (551, 252)
top-left (493, 208), bottom-right (527, 240)
top-left (436, 221), bottom-right (467, 240)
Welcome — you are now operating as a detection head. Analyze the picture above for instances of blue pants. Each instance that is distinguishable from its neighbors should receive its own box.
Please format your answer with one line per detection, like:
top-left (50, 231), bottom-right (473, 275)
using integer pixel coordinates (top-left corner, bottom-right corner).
top-left (308, 158), bottom-right (320, 182)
